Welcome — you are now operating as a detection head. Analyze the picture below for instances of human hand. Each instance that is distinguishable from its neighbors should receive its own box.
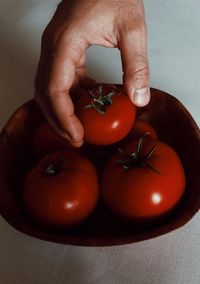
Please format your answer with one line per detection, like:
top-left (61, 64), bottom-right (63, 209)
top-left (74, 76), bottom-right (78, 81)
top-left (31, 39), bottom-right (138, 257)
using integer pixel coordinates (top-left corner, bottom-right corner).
top-left (35, 0), bottom-right (150, 147)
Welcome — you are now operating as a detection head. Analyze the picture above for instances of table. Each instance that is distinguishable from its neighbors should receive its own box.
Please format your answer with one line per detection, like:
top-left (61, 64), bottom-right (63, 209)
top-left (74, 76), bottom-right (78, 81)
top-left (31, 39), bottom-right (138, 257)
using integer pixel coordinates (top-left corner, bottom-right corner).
top-left (0, 1), bottom-right (199, 283)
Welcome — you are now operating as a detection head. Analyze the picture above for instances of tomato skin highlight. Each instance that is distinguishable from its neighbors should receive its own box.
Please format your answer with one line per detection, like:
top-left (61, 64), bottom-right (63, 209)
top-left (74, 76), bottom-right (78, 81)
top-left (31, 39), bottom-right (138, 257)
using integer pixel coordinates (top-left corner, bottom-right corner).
top-left (33, 121), bottom-right (78, 159)
top-left (76, 85), bottom-right (136, 145)
top-left (102, 139), bottom-right (186, 223)
top-left (23, 150), bottom-right (99, 229)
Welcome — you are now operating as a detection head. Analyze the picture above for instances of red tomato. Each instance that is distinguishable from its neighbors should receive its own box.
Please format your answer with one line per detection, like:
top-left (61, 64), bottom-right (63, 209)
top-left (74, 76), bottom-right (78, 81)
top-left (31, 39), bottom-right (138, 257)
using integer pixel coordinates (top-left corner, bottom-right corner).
top-left (23, 150), bottom-right (99, 229)
top-left (102, 136), bottom-right (185, 224)
top-left (33, 121), bottom-right (77, 158)
top-left (76, 84), bottom-right (136, 145)
top-left (127, 119), bottom-right (158, 141)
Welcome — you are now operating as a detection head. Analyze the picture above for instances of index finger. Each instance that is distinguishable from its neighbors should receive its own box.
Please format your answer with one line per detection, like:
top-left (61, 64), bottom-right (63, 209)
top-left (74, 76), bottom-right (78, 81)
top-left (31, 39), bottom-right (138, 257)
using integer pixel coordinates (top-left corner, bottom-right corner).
top-left (36, 36), bottom-right (87, 146)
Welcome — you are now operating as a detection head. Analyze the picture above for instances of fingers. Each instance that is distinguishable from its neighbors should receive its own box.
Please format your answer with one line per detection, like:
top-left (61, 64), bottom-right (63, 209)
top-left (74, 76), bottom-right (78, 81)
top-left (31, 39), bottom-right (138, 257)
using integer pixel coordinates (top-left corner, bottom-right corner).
top-left (118, 15), bottom-right (150, 107)
top-left (35, 0), bottom-right (150, 149)
top-left (36, 90), bottom-right (84, 148)
top-left (35, 34), bottom-right (89, 147)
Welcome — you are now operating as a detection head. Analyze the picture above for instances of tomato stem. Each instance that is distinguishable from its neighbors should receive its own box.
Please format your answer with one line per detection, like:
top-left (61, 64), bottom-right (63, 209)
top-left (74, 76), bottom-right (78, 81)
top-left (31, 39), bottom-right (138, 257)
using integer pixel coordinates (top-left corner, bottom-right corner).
top-left (45, 163), bottom-right (58, 176)
top-left (44, 154), bottom-right (65, 176)
top-left (116, 133), bottom-right (161, 174)
top-left (84, 85), bottom-right (116, 115)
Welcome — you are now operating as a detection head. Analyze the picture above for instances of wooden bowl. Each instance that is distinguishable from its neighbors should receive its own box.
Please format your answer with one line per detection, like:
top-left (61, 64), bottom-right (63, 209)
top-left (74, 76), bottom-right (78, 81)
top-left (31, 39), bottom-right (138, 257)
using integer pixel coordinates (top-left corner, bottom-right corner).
top-left (0, 87), bottom-right (199, 246)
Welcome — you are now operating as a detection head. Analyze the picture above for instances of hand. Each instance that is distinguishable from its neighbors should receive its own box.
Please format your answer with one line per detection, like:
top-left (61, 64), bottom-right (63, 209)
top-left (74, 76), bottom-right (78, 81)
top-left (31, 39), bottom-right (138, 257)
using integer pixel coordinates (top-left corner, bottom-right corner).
top-left (35, 0), bottom-right (150, 147)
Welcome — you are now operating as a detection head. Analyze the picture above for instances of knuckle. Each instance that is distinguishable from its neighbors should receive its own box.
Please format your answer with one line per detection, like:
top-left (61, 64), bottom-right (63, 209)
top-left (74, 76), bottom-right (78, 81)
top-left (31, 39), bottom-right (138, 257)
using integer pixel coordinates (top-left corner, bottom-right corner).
top-left (126, 65), bottom-right (150, 80)
top-left (125, 16), bottom-right (146, 39)
top-left (135, 66), bottom-right (150, 80)
top-left (46, 85), bottom-right (68, 100)
top-left (135, 15), bottom-right (146, 31)
top-left (135, 22), bottom-right (146, 39)
top-left (46, 87), bottom-right (60, 99)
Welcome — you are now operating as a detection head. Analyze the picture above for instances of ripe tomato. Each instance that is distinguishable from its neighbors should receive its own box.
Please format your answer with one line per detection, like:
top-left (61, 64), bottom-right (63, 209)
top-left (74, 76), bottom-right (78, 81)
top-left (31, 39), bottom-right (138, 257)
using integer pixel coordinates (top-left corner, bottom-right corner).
top-left (102, 136), bottom-right (185, 224)
top-left (76, 84), bottom-right (136, 145)
top-left (127, 119), bottom-right (158, 141)
top-left (33, 121), bottom-right (78, 158)
top-left (23, 150), bottom-right (99, 229)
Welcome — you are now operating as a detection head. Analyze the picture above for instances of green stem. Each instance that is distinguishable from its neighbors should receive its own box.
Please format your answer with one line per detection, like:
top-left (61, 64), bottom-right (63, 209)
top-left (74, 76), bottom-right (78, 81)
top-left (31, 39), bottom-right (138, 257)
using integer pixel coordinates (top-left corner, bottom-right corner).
top-left (84, 85), bottom-right (116, 115)
top-left (116, 133), bottom-right (161, 174)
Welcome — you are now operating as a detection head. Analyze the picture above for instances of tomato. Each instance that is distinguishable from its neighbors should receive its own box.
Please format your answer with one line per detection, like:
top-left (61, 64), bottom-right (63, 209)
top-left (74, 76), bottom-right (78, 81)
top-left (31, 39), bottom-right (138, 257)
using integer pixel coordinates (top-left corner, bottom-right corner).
top-left (76, 84), bottom-right (136, 145)
top-left (33, 121), bottom-right (77, 158)
top-left (102, 135), bottom-right (185, 224)
top-left (127, 119), bottom-right (158, 141)
top-left (23, 150), bottom-right (99, 229)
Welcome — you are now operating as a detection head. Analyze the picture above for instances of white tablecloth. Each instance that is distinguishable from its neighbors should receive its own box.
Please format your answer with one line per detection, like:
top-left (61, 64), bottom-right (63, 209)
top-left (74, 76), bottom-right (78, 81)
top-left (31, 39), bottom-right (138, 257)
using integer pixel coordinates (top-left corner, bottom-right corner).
top-left (0, 1), bottom-right (199, 283)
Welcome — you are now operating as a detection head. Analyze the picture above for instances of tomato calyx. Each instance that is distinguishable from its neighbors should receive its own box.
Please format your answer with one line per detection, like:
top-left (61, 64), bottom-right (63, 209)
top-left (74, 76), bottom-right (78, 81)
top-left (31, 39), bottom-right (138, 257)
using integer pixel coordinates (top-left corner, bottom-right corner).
top-left (84, 85), bottom-right (115, 115)
top-left (116, 133), bottom-right (161, 174)
top-left (44, 155), bottom-right (65, 176)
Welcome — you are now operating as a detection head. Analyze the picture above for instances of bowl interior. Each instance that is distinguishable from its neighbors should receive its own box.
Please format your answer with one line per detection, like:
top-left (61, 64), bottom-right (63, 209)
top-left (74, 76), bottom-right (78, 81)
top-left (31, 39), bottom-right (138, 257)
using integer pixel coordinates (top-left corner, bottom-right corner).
top-left (0, 87), bottom-right (200, 246)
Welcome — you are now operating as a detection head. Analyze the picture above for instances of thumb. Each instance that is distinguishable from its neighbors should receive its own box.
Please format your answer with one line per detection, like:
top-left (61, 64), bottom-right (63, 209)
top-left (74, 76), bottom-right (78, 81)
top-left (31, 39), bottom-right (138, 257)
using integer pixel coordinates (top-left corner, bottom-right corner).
top-left (119, 22), bottom-right (150, 107)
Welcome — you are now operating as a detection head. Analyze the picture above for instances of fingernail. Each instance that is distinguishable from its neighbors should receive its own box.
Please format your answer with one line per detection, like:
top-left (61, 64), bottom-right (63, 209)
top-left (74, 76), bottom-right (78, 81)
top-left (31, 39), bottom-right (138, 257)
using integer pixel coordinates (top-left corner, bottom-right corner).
top-left (133, 87), bottom-right (150, 107)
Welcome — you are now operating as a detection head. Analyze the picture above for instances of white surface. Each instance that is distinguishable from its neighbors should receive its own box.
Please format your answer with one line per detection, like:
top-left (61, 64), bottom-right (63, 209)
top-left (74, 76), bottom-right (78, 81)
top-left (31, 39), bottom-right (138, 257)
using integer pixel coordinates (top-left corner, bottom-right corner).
top-left (0, 1), bottom-right (200, 283)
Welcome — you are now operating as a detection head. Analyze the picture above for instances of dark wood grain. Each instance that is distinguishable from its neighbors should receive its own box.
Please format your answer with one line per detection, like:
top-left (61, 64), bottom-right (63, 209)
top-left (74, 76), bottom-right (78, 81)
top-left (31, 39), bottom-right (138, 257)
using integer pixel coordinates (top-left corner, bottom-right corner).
top-left (0, 87), bottom-right (199, 246)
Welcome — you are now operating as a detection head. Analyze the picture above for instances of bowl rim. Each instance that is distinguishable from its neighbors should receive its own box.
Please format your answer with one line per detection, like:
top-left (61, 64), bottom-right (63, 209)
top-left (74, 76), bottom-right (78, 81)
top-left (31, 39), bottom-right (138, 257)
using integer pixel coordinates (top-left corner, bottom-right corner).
top-left (0, 87), bottom-right (200, 246)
